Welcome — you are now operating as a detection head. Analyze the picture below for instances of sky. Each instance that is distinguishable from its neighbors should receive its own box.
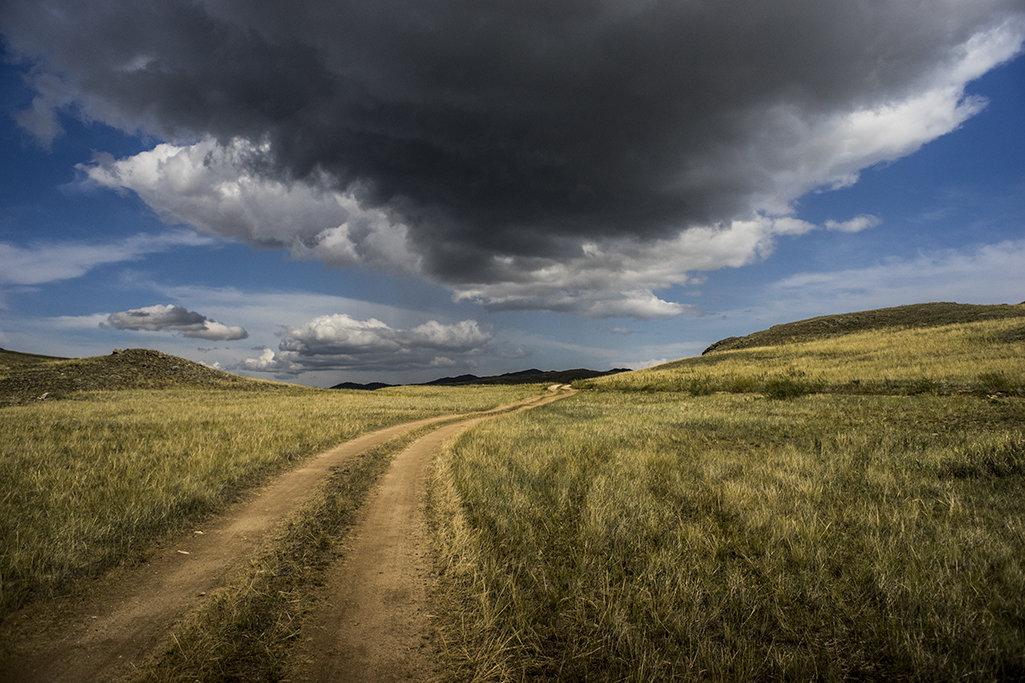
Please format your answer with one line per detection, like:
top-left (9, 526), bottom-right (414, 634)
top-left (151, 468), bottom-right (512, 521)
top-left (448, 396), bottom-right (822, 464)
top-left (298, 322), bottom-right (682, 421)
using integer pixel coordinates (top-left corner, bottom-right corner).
top-left (1, 1), bottom-right (1023, 387)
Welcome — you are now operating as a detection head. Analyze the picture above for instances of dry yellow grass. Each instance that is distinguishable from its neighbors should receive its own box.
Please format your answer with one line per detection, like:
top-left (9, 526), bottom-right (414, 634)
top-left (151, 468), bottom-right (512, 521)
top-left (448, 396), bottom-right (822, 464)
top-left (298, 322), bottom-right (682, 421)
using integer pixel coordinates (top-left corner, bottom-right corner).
top-left (428, 391), bottom-right (1025, 680)
top-left (0, 384), bottom-right (537, 616)
top-left (582, 317), bottom-right (1025, 396)
top-left (428, 313), bottom-right (1025, 679)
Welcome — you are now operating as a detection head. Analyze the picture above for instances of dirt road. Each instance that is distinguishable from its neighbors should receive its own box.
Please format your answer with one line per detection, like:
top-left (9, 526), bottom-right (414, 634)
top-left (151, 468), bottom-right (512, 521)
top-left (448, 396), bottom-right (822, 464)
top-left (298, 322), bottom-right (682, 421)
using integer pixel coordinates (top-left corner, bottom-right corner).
top-left (292, 389), bottom-right (573, 681)
top-left (0, 391), bottom-right (567, 682)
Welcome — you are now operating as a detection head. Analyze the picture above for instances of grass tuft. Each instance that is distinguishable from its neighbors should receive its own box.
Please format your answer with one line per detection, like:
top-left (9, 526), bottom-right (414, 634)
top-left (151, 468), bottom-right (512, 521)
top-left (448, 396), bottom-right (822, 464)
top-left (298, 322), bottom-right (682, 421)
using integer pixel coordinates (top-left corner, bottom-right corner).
top-left (977, 371), bottom-right (1018, 395)
top-left (937, 434), bottom-right (1025, 479)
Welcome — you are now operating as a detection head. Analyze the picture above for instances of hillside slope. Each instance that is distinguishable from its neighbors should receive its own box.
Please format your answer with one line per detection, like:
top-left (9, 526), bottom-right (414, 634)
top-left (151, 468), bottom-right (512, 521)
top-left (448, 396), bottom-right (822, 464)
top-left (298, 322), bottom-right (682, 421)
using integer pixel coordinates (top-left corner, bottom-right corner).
top-left (702, 302), bottom-right (1025, 354)
top-left (582, 302), bottom-right (1025, 396)
top-left (0, 347), bottom-right (280, 405)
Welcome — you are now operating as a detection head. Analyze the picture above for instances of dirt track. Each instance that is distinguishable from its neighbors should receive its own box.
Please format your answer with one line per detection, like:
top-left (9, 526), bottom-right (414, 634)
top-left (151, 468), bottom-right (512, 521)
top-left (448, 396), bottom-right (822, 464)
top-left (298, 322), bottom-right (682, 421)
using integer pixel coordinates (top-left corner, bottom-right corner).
top-left (0, 390), bottom-right (569, 682)
top-left (291, 419), bottom-right (479, 681)
top-left (291, 389), bottom-right (573, 681)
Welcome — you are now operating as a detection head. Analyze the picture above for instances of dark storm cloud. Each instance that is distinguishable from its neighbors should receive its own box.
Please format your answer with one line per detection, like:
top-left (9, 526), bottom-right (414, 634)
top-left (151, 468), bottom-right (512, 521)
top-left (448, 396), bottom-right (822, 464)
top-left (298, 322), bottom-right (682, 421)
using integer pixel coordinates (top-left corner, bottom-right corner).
top-left (3, 1), bottom-right (1024, 314)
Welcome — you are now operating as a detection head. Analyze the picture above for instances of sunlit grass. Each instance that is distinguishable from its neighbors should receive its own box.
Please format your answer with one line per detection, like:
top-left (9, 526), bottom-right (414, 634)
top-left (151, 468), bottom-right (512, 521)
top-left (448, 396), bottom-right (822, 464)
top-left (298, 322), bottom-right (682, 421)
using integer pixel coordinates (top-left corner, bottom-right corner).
top-left (428, 391), bottom-right (1025, 679)
top-left (0, 384), bottom-right (537, 617)
top-left (581, 318), bottom-right (1025, 396)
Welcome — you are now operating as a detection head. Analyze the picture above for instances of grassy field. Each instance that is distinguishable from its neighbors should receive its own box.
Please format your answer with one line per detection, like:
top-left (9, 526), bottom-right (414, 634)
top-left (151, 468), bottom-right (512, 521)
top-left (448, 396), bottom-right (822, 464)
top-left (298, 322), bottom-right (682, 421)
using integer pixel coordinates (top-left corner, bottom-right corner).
top-left (428, 310), bottom-right (1025, 680)
top-left (0, 381), bottom-right (537, 617)
top-left (429, 392), bottom-right (1025, 680)
top-left (3, 304), bottom-right (1024, 679)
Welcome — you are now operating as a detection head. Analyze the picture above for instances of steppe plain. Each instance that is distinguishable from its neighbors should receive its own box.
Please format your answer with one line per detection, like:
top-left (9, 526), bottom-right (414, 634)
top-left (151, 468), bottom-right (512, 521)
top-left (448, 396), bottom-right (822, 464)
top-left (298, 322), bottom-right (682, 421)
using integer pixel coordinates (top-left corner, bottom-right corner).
top-left (1, 302), bottom-right (1023, 681)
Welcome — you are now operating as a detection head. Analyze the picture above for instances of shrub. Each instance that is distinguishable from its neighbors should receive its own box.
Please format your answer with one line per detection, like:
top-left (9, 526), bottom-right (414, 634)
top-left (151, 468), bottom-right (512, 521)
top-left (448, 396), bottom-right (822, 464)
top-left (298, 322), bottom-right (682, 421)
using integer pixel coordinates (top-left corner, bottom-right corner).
top-left (977, 372), bottom-right (1015, 395)
top-left (724, 374), bottom-right (760, 393)
top-left (686, 377), bottom-right (716, 395)
top-left (762, 377), bottom-right (808, 400)
top-left (906, 378), bottom-right (938, 395)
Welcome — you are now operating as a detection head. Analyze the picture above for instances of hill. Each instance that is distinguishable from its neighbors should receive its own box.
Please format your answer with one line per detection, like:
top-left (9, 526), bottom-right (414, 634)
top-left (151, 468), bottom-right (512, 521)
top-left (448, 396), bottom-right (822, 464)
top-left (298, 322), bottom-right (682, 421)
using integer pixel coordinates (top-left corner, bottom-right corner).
top-left (702, 302), bottom-right (1025, 354)
top-left (581, 302), bottom-right (1025, 396)
top-left (0, 347), bottom-right (278, 405)
top-left (331, 381), bottom-right (397, 391)
top-left (0, 348), bottom-right (67, 369)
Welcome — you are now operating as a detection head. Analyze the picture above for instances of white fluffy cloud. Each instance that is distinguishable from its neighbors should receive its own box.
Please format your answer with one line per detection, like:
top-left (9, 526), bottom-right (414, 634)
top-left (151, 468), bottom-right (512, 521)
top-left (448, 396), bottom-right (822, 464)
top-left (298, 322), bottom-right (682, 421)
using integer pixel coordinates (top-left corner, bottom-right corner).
top-left (79, 148), bottom-right (887, 318)
top-left (82, 138), bottom-right (422, 274)
top-left (244, 314), bottom-right (492, 374)
top-left (824, 216), bottom-right (882, 233)
top-left (101, 304), bottom-right (248, 340)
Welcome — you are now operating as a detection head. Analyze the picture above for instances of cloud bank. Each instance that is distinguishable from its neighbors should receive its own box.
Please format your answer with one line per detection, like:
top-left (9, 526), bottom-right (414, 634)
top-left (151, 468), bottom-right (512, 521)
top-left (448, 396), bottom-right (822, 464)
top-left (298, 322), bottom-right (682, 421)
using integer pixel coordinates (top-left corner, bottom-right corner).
top-left (4, 1), bottom-right (1023, 315)
top-left (102, 304), bottom-right (249, 340)
top-left (244, 314), bottom-right (492, 374)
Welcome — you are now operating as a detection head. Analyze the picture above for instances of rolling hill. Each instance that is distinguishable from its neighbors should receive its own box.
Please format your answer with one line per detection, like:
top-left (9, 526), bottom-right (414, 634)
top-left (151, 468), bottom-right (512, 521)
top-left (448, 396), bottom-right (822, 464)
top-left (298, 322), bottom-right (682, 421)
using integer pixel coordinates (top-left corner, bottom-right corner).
top-left (582, 301), bottom-right (1025, 396)
top-left (702, 301), bottom-right (1025, 354)
top-left (5, 301), bottom-right (1023, 403)
top-left (0, 347), bottom-right (279, 405)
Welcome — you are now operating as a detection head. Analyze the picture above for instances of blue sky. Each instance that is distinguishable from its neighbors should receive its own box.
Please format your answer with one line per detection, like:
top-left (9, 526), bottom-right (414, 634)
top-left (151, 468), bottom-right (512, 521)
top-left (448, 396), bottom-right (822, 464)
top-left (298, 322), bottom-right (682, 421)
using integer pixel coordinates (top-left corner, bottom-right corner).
top-left (1, 2), bottom-right (1023, 386)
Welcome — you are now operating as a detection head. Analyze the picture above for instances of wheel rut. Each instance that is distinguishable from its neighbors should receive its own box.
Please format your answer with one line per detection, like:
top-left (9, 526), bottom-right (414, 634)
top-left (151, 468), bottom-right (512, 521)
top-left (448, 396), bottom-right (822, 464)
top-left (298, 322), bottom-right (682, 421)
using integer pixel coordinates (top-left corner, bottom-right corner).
top-left (292, 388), bottom-right (574, 682)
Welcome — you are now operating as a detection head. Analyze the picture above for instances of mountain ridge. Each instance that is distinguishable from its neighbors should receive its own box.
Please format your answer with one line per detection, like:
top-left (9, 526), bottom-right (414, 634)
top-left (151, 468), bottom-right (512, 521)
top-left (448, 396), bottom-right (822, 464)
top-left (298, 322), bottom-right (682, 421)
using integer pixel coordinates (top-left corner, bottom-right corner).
top-left (331, 367), bottom-right (629, 390)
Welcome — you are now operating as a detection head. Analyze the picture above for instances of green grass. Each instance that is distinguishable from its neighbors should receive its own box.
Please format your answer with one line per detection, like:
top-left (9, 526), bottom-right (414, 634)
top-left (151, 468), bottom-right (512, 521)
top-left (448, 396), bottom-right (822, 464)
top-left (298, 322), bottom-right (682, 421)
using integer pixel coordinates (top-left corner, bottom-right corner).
top-left (0, 384), bottom-right (537, 617)
top-left (580, 317), bottom-right (1025, 397)
top-left (428, 392), bottom-right (1025, 680)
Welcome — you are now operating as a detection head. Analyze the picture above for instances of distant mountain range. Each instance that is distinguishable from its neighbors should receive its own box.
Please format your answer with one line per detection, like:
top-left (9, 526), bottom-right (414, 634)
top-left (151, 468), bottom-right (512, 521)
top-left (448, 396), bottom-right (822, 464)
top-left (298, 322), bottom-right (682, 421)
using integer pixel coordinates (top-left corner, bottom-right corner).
top-left (331, 367), bottom-right (629, 391)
